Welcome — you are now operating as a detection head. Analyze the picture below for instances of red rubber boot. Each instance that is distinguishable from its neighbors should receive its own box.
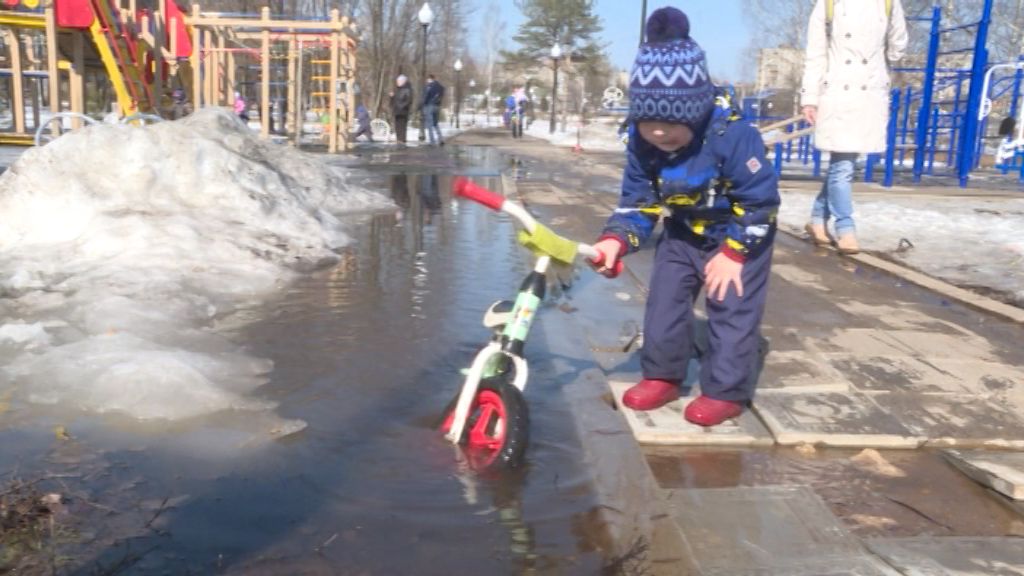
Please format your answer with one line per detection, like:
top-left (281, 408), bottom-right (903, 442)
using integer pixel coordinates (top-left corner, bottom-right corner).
top-left (622, 379), bottom-right (681, 411)
top-left (684, 395), bottom-right (744, 427)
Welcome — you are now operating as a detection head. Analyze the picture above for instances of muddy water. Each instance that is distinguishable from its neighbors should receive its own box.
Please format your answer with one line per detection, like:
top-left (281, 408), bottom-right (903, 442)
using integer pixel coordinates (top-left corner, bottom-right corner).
top-left (0, 147), bottom-right (606, 574)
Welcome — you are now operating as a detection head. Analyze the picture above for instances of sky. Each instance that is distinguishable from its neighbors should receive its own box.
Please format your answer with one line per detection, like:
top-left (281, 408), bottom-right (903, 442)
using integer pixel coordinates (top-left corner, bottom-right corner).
top-left (470, 0), bottom-right (751, 81)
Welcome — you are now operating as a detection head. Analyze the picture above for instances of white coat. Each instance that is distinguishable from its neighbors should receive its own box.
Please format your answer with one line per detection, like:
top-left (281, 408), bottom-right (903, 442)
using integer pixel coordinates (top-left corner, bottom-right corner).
top-left (800, 0), bottom-right (909, 154)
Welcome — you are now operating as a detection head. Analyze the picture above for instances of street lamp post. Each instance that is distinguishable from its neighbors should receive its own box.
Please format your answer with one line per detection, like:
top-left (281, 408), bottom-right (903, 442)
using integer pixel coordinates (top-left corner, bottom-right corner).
top-left (485, 89), bottom-right (491, 126)
top-left (549, 44), bottom-right (562, 135)
top-left (417, 3), bottom-right (433, 142)
top-left (469, 79), bottom-right (476, 124)
top-left (640, 0), bottom-right (648, 45)
top-left (453, 58), bottom-right (463, 129)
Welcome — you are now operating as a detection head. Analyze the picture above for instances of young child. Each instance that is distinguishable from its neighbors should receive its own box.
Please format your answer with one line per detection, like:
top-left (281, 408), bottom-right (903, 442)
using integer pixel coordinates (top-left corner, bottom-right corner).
top-left (353, 103), bottom-right (374, 142)
top-left (591, 7), bottom-right (780, 427)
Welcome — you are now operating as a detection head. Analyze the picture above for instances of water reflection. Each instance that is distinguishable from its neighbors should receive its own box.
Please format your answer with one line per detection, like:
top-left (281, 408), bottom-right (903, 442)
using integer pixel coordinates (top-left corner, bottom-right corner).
top-left (0, 149), bottom-right (609, 574)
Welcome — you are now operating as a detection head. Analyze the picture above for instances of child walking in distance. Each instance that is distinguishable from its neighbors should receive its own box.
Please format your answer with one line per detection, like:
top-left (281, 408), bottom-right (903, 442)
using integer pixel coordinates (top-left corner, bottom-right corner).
top-left (591, 7), bottom-right (780, 427)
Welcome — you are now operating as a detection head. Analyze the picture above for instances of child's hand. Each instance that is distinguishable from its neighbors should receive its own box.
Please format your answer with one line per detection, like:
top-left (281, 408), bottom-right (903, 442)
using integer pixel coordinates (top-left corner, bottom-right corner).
top-left (704, 252), bottom-right (744, 302)
top-left (590, 238), bottom-right (625, 278)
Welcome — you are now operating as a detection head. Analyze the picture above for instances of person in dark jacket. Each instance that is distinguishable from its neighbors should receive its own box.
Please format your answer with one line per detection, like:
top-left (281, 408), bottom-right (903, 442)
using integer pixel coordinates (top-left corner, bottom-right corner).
top-left (390, 75), bottom-right (414, 144)
top-left (590, 7), bottom-right (780, 428)
top-left (421, 74), bottom-right (445, 145)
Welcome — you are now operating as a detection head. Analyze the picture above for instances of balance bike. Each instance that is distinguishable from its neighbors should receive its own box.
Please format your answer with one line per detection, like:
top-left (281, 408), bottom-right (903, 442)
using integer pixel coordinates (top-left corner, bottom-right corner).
top-left (439, 177), bottom-right (622, 472)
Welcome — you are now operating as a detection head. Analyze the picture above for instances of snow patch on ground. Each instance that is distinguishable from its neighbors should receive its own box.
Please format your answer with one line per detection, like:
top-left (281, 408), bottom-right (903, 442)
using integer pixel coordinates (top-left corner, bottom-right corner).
top-left (778, 189), bottom-right (1024, 305)
top-left (0, 108), bottom-right (391, 423)
top-left (525, 116), bottom-right (626, 152)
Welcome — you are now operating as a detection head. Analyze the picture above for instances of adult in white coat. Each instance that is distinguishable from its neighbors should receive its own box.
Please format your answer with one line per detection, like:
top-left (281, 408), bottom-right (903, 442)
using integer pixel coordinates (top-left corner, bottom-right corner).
top-left (800, 0), bottom-right (908, 254)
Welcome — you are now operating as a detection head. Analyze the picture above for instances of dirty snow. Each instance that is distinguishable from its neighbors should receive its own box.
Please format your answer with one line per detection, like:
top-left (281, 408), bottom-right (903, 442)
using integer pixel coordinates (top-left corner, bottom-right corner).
top-left (778, 189), bottom-right (1024, 305)
top-left (525, 115), bottom-right (627, 152)
top-left (0, 108), bottom-right (390, 423)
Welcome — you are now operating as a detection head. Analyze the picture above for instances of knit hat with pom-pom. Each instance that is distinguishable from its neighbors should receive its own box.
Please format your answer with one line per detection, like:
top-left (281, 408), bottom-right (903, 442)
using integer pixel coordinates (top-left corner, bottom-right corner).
top-left (629, 7), bottom-right (714, 126)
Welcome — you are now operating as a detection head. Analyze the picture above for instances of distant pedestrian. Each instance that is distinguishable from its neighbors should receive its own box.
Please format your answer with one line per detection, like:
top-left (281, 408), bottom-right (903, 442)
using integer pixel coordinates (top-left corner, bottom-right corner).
top-left (421, 74), bottom-right (446, 146)
top-left (391, 75), bottom-right (414, 145)
top-left (233, 91), bottom-right (249, 123)
top-left (512, 86), bottom-right (527, 137)
top-left (800, 0), bottom-right (908, 254)
top-left (352, 103), bottom-right (374, 142)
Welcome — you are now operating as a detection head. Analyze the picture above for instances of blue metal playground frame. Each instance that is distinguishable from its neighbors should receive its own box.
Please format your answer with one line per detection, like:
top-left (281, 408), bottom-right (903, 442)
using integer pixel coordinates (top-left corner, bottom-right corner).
top-left (754, 0), bottom-right (1024, 188)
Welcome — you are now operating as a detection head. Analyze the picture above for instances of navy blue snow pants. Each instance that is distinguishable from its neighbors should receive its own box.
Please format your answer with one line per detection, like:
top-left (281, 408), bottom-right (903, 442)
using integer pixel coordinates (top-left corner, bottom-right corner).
top-left (641, 219), bottom-right (774, 403)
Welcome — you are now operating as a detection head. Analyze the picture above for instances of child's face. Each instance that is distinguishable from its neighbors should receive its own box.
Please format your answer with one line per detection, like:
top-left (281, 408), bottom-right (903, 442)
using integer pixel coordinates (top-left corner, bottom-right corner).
top-left (637, 121), bottom-right (694, 152)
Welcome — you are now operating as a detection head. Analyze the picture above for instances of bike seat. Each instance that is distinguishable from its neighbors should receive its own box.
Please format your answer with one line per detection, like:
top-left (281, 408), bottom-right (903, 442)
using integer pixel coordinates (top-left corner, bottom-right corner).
top-left (483, 300), bottom-right (514, 329)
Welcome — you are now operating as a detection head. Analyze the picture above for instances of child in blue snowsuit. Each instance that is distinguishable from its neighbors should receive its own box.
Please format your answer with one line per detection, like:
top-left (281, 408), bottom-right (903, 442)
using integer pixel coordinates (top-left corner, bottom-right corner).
top-left (591, 7), bottom-right (780, 427)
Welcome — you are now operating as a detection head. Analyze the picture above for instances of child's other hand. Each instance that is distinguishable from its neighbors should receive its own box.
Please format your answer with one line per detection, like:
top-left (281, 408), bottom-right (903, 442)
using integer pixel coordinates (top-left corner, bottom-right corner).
top-left (590, 238), bottom-right (625, 278)
top-left (704, 252), bottom-right (744, 302)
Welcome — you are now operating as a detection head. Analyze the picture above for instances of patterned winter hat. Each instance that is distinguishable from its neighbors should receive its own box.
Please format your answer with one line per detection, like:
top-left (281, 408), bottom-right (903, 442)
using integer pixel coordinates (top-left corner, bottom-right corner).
top-left (630, 7), bottom-right (714, 126)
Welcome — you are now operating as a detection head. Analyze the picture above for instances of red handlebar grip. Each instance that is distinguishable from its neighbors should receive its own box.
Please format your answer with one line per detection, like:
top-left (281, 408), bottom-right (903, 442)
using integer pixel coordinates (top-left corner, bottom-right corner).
top-left (452, 177), bottom-right (506, 211)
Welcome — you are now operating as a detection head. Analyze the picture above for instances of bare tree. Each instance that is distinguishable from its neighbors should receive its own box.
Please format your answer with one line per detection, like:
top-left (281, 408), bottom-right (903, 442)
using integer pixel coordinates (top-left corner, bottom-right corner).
top-left (480, 0), bottom-right (506, 115)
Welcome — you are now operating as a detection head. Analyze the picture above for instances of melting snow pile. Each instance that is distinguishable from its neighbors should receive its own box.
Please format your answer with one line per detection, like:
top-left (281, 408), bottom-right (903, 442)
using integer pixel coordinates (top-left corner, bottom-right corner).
top-left (0, 108), bottom-right (389, 423)
top-left (778, 190), bottom-right (1024, 305)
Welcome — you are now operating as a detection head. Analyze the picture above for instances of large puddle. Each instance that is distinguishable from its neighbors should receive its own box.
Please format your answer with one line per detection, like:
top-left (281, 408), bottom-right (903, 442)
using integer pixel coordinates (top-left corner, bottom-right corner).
top-left (0, 146), bottom-right (607, 574)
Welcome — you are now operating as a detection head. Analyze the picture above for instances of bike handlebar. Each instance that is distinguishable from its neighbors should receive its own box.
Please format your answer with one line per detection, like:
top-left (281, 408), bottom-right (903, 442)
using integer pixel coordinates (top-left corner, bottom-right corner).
top-left (451, 177), bottom-right (623, 277)
top-left (453, 177), bottom-right (506, 212)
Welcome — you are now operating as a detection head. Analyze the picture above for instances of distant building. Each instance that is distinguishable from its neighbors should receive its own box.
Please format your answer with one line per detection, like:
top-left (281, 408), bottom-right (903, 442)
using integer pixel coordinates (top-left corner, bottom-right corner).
top-left (748, 48), bottom-right (805, 120)
top-left (756, 47), bottom-right (804, 92)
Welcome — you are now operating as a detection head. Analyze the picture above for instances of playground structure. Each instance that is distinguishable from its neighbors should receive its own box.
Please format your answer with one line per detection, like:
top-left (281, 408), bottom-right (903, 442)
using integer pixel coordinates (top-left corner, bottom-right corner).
top-left (186, 6), bottom-right (358, 152)
top-left (0, 0), bottom-right (358, 151)
top-left (749, 0), bottom-right (1024, 188)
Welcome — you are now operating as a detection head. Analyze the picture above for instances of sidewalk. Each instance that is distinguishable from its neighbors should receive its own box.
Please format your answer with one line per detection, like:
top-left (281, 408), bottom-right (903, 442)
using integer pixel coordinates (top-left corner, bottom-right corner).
top-left (452, 129), bottom-right (1024, 575)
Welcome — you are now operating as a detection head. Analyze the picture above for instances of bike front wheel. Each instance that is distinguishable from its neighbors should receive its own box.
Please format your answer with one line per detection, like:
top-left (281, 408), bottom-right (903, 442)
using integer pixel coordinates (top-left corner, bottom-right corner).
top-left (439, 376), bottom-right (529, 472)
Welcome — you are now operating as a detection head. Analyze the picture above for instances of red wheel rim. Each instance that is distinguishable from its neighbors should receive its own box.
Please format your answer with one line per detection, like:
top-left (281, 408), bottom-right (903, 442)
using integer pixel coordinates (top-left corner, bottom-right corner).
top-left (440, 389), bottom-right (509, 470)
top-left (465, 390), bottom-right (507, 450)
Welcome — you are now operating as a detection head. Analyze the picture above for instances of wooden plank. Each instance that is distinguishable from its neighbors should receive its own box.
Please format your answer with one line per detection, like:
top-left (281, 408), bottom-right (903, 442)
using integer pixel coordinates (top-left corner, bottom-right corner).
top-left (231, 31), bottom-right (335, 42)
top-left (186, 15), bottom-right (351, 32)
top-left (327, 10), bottom-right (338, 153)
top-left (287, 36), bottom-right (296, 138)
top-left (70, 32), bottom-right (84, 128)
top-left (45, 6), bottom-right (60, 128)
top-left (294, 38), bottom-right (303, 145)
top-left (9, 29), bottom-right (24, 134)
top-left (217, 32), bottom-right (226, 105)
top-left (260, 7), bottom-right (270, 138)
top-left (759, 115), bottom-right (806, 134)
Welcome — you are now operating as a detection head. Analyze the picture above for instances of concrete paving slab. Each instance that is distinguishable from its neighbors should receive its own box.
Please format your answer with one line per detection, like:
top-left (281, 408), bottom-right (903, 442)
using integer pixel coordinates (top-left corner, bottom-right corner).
top-left (759, 350), bottom-right (852, 392)
top-left (609, 381), bottom-right (773, 447)
top-left (813, 328), bottom-right (998, 362)
top-left (771, 263), bottom-right (832, 292)
top-left (945, 450), bottom-right (1024, 500)
top-left (871, 393), bottom-right (1024, 448)
top-left (753, 390), bottom-right (924, 448)
top-left (825, 354), bottom-right (984, 395)
top-left (866, 537), bottom-right (1024, 575)
top-left (832, 301), bottom-right (972, 334)
top-left (666, 485), bottom-right (900, 576)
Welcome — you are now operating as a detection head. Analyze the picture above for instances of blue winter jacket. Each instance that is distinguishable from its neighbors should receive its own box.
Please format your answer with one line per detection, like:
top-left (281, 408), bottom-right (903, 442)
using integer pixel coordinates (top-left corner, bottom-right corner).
top-left (423, 80), bottom-right (445, 108)
top-left (602, 105), bottom-right (779, 261)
